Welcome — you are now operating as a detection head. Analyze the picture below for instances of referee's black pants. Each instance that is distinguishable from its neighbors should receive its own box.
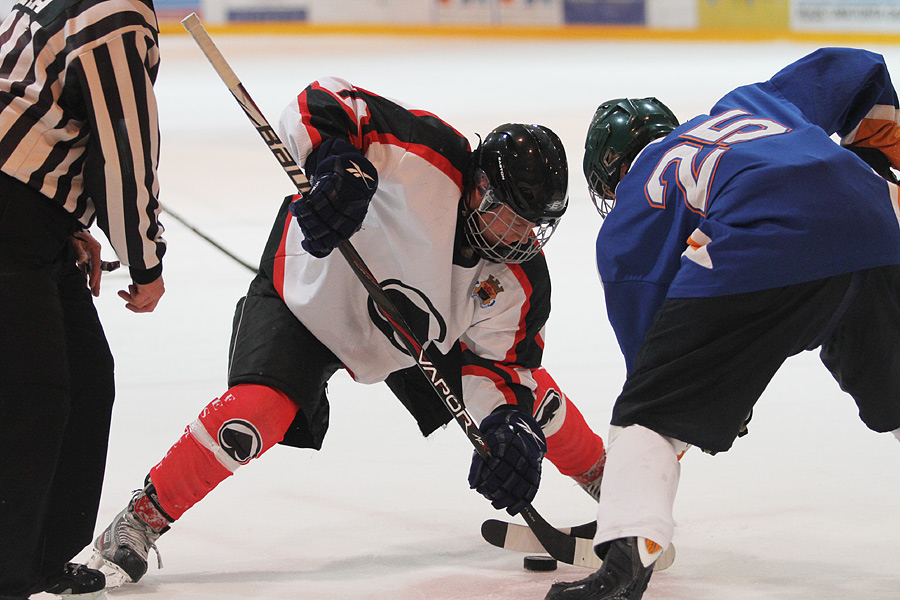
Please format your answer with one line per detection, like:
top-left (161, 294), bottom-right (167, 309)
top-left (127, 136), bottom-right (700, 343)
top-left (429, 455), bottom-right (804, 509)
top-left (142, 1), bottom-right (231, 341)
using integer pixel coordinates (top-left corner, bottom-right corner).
top-left (0, 173), bottom-right (115, 598)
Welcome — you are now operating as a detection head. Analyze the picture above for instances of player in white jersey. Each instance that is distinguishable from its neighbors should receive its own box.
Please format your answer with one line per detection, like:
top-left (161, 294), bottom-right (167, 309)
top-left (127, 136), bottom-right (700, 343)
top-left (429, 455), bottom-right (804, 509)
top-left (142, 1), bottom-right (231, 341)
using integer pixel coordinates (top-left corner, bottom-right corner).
top-left (547, 47), bottom-right (900, 600)
top-left (86, 78), bottom-right (606, 586)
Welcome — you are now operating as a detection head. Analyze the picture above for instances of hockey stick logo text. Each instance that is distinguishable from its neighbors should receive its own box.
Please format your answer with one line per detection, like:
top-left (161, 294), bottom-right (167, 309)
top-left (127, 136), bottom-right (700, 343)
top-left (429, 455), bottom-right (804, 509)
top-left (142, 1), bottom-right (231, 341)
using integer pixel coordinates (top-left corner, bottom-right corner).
top-left (416, 349), bottom-right (488, 454)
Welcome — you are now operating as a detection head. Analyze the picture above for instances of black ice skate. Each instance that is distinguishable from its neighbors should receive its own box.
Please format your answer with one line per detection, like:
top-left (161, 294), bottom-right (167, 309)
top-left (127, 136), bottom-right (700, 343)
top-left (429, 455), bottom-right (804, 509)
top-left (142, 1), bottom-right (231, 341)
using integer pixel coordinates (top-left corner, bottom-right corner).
top-left (545, 537), bottom-right (656, 600)
top-left (34, 562), bottom-right (107, 598)
top-left (88, 483), bottom-right (171, 588)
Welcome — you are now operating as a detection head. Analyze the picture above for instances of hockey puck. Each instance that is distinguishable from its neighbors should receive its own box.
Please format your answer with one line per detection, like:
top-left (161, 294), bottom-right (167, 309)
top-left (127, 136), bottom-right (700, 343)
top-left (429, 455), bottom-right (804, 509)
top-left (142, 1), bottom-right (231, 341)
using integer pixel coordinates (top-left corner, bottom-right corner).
top-left (523, 555), bottom-right (557, 571)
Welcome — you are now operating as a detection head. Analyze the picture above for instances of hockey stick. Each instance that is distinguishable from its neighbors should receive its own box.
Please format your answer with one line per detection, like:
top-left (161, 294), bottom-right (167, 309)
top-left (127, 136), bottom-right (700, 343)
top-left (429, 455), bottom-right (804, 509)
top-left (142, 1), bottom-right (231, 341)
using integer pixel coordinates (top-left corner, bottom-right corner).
top-left (159, 202), bottom-right (259, 274)
top-left (181, 12), bottom-right (589, 567)
top-left (481, 519), bottom-right (676, 571)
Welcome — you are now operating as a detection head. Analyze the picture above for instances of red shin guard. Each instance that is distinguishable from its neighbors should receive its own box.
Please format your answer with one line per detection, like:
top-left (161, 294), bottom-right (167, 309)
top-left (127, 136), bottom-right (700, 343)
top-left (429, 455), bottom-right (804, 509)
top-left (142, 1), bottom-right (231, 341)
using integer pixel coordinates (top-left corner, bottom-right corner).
top-left (149, 384), bottom-right (300, 520)
top-left (532, 367), bottom-right (606, 478)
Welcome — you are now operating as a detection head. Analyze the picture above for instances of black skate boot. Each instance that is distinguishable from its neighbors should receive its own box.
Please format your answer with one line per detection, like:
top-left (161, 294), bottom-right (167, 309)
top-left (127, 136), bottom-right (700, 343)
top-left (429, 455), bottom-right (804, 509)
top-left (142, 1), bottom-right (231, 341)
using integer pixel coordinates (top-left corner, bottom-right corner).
top-left (88, 480), bottom-right (172, 588)
top-left (39, 562), bottom-right (106, 598)
top-left (545, 537), bottom-right (656, 600)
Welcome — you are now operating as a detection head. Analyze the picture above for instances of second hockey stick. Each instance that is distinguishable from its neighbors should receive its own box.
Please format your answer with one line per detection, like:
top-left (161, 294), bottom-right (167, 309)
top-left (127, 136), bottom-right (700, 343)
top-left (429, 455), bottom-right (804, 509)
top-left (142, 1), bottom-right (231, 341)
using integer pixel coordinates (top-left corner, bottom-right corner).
top-left (180, 12), bottom-right (591, 567)
top-left (481, 519), bottom-right (676, 570)
top-left (160, 201), bottom-right (258, 274)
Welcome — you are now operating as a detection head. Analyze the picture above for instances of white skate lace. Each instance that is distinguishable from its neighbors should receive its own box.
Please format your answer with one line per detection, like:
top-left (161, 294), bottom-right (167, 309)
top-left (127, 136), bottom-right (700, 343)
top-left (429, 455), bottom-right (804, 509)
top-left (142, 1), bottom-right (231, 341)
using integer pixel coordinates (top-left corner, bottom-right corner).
top-left (117, 511), bottom-right (164, 569)
top-left (577, 478), bottom-right (602, 502)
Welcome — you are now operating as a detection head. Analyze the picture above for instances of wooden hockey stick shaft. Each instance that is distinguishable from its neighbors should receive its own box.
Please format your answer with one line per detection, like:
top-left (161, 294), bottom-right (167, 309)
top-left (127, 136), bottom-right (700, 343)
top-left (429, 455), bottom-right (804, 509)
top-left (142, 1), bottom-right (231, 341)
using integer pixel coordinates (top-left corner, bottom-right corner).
top-left (182, 14), bottom-right (309, 195)
top-left (181, 13), bottom-right (589, 566)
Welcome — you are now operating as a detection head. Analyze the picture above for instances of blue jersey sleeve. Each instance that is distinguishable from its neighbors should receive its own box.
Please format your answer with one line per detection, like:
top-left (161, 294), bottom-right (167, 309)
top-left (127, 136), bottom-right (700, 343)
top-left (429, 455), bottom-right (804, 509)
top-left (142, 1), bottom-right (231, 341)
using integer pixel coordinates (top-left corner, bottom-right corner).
top-left (766, 47), bottom-right (895, 137)
top-left (764, 47), bottom-right (900, 167)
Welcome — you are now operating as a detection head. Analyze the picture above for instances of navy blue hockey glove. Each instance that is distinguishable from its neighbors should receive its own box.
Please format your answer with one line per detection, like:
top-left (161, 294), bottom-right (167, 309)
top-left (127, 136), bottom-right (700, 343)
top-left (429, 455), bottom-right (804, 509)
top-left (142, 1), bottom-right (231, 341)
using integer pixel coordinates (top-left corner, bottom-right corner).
top-left (288, 139), bottom-right (378, 258)
top-left (468, 405), bottom-right (547, 516)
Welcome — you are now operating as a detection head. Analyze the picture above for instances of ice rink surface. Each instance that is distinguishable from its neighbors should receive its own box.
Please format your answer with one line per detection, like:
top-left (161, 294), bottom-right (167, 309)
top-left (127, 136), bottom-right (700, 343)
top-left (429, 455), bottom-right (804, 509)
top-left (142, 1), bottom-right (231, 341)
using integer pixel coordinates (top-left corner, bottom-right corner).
top-left (43, 31), bottom-right (900, 599)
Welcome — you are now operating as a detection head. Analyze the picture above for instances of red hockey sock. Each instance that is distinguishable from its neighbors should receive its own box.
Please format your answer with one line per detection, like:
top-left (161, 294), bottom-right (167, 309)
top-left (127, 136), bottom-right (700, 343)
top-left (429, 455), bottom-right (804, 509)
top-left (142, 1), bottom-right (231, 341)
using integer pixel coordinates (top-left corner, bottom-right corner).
top-left (532, 367), bottom-right (606, 478)
top-left (546, 398), bottom-right (605, 478)
top-left (149, 384), bottom-right (300, 520)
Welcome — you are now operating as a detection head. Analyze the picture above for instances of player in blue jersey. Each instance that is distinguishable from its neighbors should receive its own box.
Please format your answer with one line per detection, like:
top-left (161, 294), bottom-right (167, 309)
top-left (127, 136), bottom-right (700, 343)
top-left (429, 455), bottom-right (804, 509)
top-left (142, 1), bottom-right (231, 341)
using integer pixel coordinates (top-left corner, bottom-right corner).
top-left (546, 47), bottom-right (900, 600)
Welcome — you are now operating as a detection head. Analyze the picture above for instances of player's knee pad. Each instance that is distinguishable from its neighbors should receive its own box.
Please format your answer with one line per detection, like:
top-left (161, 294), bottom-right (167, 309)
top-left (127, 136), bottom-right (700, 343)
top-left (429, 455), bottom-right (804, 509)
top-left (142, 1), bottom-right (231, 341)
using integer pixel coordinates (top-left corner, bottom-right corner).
top-left (190, 384), bottom-right (300, 469)
top-left (532, 367), bottom-right (605, 477)
top-left (532, 368), bottom-right (567, 437)
top-left (150, 384), bottom-right (299, 519)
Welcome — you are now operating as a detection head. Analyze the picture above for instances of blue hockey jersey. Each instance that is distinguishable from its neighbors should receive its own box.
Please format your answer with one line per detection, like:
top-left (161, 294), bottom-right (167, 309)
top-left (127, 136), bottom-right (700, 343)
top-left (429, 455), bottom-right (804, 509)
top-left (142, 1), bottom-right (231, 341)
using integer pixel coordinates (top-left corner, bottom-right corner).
top-left (597, 47), bottom-right (900, 372)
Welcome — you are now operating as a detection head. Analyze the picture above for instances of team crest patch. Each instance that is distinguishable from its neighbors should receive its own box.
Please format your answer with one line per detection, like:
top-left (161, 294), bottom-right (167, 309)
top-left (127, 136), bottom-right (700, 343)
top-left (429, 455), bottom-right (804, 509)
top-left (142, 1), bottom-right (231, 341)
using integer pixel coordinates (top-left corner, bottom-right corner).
top-left (472, 275), bottom-right (504, 308)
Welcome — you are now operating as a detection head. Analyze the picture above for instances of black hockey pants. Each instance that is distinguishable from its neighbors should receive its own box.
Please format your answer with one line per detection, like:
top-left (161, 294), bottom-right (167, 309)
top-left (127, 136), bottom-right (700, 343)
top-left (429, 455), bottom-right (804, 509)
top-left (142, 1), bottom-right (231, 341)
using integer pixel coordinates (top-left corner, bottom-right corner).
top-left (0, 173), bottom-right (115, 598)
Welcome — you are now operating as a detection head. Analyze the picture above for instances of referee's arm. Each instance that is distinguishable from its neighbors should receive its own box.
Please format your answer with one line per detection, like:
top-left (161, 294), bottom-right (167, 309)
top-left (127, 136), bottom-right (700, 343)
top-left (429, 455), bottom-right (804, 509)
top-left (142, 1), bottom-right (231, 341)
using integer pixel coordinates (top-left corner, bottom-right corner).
top-left (72, 28), bottom-right (165, 285)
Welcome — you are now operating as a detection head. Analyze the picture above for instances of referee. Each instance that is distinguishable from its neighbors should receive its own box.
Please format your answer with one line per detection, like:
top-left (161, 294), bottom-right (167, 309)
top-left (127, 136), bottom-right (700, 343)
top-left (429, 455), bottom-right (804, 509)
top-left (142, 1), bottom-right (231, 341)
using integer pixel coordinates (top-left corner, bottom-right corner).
top-left (0, 0), bottom-right (167, 597)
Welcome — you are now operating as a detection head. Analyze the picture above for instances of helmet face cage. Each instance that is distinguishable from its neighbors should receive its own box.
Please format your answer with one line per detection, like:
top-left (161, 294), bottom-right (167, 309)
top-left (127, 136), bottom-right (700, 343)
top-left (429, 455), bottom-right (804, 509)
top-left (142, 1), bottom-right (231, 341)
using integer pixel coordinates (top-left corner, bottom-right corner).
top-left (464, 168), bottom-right (558, 263)
top-left (464, 201), bottom-right (558, 264)
top-left (587, 169), bottom-right (616, 218)
top-left (583, 97), bottom-right (678, 219)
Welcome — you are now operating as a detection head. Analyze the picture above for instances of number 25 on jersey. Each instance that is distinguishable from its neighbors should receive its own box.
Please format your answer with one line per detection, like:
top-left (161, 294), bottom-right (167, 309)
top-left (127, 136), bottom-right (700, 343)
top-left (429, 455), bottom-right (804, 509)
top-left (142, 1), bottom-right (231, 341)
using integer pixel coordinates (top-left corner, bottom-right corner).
top-left (645, 109), bottom-right (791, 215)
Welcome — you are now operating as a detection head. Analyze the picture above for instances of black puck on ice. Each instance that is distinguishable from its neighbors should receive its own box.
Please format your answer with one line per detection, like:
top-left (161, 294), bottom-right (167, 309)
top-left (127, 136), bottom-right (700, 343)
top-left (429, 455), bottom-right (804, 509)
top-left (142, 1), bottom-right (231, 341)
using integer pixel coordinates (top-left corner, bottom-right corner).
top-left (523, 555), bottom-right (557, 571)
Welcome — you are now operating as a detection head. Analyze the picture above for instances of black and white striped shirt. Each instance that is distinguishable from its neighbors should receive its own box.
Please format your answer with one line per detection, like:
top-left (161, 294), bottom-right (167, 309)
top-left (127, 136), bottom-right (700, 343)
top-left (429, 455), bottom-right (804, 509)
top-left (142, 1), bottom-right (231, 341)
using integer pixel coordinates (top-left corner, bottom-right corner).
top-left (0, 0), bottom-right (164, 281)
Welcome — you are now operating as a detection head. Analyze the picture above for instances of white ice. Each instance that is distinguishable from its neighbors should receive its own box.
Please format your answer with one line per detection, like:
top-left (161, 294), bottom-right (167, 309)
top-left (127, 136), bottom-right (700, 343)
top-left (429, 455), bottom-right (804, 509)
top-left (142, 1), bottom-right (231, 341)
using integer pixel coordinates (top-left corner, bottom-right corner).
top-left (39, 33), bottom-right (900, 600)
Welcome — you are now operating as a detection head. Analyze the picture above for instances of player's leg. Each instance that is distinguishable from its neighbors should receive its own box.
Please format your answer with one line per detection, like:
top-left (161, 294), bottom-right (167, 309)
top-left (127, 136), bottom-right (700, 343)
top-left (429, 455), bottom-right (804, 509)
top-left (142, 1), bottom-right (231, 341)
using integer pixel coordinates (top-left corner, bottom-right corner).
top-left (593, 425), bottom-right (684, 552)
top-left (531, 367), bottom-right (606, 500)
top-left (90, 383), bottom-right (301, 585)
top-left (820, 265), bottom-right (900, 438)
top-left (151, 383), bottom-right (307, 521)
top-left (90, 277), bottom-right (342, 586)
top-left (548, 274), bottom-right (857, 600)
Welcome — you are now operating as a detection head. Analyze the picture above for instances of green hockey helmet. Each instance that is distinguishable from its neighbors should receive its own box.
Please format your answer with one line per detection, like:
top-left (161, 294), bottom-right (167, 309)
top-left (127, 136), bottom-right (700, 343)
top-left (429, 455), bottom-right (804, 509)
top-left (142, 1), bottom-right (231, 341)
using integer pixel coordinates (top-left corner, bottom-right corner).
top-left (583, 97), bottom-right (678, 217)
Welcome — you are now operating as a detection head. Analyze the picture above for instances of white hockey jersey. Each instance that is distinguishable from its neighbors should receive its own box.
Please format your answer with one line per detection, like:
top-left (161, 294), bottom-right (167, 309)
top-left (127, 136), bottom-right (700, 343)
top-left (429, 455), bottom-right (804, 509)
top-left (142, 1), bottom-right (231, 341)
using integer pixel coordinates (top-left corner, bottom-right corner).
top-left (266, 77), bottom-right (551, 424)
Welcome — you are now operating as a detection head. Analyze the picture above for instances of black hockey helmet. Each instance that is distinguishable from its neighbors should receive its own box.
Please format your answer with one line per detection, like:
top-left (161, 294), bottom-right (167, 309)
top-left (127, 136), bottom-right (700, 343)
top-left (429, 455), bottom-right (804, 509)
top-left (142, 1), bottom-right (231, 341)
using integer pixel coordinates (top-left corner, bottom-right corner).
top-left (584, 97), bottom-right (678, 217)
top-left (465, 123), bottom-right (568, 263)
top-left (477, 123), bottom-right (569, 224)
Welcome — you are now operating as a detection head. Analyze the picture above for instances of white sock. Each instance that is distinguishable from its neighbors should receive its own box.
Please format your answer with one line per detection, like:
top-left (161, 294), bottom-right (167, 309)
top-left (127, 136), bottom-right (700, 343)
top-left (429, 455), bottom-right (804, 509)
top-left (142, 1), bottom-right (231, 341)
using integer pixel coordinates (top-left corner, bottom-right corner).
top-left (593, 425), bottom-right (682, 551)
top-left (892, 428), bottom-right (900, 444)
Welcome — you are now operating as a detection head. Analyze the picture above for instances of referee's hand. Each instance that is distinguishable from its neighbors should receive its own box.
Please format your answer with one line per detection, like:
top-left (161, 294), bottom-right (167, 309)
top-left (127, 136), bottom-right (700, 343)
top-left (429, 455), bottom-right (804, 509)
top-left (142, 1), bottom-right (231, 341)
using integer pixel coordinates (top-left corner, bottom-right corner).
top-left (72, 231), bottom-right (103, 297)
top-left (118, 276), bottom-right (165, 313)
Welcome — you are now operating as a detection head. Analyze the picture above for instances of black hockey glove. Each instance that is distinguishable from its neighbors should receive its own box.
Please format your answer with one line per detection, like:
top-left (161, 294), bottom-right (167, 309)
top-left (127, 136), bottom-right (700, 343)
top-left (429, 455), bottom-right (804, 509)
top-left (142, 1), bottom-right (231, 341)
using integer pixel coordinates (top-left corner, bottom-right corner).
top-left (288, 138), bottom-right (378, 258)
top-left (468, 405), bottom-right (547, 516)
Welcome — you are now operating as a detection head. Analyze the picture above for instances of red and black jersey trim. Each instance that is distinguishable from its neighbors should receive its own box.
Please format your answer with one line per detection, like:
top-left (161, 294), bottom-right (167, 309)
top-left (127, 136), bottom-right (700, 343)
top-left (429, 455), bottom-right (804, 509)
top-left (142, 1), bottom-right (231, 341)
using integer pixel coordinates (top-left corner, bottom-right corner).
top-left (257, 194), bottom-right (294, 292)
top-left (461, 252), bottom-right (551, 415)
top-left (296, 81), bottom-right (473, 192)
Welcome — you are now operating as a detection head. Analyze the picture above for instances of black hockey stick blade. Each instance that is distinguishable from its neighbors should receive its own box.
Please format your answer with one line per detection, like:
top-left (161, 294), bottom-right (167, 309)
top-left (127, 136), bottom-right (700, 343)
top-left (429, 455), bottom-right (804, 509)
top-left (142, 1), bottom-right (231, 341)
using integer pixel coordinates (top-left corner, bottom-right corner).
top-left (482, 518), bottom-right (597, 552)
top-left (481, 518), bottom-right (675, 571)
top-left (483, 517), bottom-right (602, 568)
